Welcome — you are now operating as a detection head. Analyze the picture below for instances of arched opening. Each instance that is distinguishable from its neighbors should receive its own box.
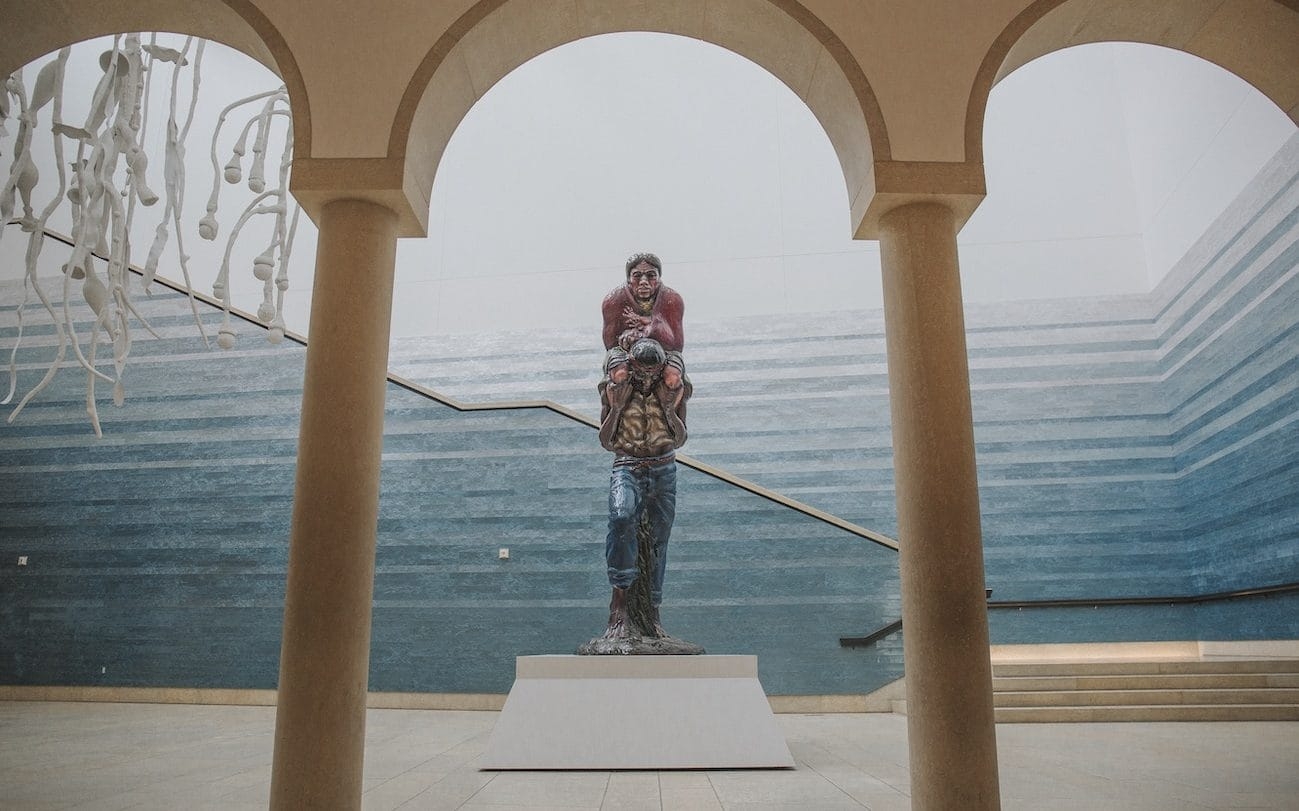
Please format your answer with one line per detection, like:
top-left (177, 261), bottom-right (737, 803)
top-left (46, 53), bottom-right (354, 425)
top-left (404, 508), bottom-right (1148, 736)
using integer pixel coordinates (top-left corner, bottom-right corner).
top-left (964, 40), bottom-right (1299, 647)
top-left (966, 43), bottom-right (1295, 298)
top-left (0, 1), bottom-right (308, 149)
top-left (0, 35), bottom-right (295, 278)
top-left (378, 31), bottom-right (906, 697)
top-left (968, 0), bottom-right (1299, 163)
top-left (388, 32), bottom-right (876, 339)
top-left (0, 32), bottom-right (307, 692)
top-left (1, 28), bottom-right (905, 704)
top-left (394, 0), bottom-right (883, 239)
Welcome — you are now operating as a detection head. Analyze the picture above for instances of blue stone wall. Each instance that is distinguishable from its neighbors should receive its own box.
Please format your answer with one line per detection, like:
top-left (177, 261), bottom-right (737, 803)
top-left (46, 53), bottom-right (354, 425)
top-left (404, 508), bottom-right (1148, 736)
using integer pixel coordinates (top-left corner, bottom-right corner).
top-left (0, 308), bottom-right (298, 690)
top-left (368, 382), bottom-right (901, 695)
top-left (0, 296), bottom-right (901, 695)
top-left (1157, 151), bottom-right (1299, 596)
top-left (977, 134), bottom-right (1299, 640)
top-left (387, 134), bottom-right (1299, 647)
top-left (963, 293), bottom-right (1182, 603)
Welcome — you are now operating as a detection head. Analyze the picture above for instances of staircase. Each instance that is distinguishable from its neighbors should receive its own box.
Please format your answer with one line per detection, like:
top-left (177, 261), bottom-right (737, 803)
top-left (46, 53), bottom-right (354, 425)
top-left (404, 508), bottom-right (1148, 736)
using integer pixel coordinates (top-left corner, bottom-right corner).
top-left (991, 659), bottom-right (1299, 722)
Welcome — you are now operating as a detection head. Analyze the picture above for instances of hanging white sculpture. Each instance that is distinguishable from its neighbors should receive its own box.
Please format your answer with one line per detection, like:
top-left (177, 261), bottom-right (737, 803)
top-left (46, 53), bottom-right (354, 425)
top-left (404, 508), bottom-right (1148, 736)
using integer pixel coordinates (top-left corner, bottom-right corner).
top-left (0, 34), bottom-right (299, 435)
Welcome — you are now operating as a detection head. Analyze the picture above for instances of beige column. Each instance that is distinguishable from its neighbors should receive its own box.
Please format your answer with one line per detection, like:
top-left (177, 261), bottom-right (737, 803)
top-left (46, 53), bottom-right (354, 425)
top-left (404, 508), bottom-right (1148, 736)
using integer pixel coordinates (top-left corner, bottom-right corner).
top-left (878, 201), bottom-right (1000, 810)
top-left (270, 198), bottom-right (399, 809)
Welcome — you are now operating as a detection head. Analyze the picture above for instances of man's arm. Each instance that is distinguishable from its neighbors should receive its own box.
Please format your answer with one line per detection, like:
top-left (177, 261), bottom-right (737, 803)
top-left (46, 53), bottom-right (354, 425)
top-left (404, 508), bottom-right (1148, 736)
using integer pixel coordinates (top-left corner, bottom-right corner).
top-left (601, 288), bottom-right (626, 350)
top-left (649, 288), bottom-right (685, 352)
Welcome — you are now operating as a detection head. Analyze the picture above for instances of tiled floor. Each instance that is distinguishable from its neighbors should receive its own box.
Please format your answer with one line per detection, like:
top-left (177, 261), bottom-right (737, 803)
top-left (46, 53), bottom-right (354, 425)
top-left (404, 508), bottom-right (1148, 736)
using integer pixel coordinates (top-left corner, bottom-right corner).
top-left (2, 702), bottom-right (1297, 809)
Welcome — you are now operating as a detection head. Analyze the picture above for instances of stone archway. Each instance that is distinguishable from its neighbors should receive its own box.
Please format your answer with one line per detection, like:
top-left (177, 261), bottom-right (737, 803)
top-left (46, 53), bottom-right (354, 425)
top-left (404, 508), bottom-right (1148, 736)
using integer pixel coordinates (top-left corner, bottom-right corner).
top-left (966, 0), bottom-right (1299, 165)
top-left (0, 0), bottom-right (310, 165)
top-left (390, 0), bottom-right (886, 238)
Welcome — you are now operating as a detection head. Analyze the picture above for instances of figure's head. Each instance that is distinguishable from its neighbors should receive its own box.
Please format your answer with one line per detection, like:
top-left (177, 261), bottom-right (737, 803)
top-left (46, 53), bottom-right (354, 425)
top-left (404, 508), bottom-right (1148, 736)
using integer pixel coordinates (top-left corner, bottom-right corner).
top-left (629, 338), bottom-right (667, 371)
top-left (624, 252), bottom-right (662, 302)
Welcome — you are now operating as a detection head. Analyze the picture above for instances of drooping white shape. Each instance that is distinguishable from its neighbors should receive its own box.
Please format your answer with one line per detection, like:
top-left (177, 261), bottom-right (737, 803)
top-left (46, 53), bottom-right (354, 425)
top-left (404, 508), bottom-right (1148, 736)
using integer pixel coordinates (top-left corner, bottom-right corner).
top-left (2, 34), bottom-right (301, 433)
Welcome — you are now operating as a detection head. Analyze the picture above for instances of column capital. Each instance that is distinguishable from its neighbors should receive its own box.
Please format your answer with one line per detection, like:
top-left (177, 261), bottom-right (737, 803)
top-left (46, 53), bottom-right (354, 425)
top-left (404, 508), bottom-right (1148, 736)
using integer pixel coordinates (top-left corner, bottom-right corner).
top-left (854, 160), bottom-right (986, 240)
top-left (291, 156), bottom-right (428, 238)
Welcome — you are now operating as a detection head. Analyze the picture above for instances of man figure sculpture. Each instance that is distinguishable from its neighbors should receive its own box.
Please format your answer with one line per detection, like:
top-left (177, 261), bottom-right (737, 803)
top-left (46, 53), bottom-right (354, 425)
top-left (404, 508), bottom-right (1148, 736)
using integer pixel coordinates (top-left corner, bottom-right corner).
top-left (599, 252), bottom-right (689, 452)
top-left (579, 253), bottom-right (702, 655)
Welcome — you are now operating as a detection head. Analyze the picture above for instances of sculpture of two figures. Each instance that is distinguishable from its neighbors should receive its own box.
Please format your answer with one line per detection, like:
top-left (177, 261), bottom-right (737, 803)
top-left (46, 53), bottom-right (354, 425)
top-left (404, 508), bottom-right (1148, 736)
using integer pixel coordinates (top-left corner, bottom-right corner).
top-left (578, 253), bottom-right (704, 656)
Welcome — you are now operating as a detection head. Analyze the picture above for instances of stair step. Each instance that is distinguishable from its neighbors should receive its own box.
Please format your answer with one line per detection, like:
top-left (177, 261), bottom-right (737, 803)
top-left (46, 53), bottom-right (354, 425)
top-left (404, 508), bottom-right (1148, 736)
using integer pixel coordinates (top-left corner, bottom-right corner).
top-left (993, 673), bottom-right (1299, 691)
top-left (995, 687), bottom-right (1299, 708)
top-left (994, 704), bottom-right (1299, 723)
top-left (993, 659), bottom-right (1299, 677)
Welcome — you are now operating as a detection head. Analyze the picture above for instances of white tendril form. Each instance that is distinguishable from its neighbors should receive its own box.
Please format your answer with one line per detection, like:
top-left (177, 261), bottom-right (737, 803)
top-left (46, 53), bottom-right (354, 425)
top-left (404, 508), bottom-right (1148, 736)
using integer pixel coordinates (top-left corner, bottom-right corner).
top-left (3, 34), bottom-right (297, 432)
top-left (208, 96), bottom-right (290, 348)
top-left (201, 87), bottom-right (283, 242)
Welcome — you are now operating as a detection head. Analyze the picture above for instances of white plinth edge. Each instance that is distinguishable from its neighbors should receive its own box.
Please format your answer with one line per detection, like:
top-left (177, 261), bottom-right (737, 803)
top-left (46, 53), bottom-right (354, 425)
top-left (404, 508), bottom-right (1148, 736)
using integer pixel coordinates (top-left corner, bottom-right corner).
top-left (480, 654), bottom-right (794, 770)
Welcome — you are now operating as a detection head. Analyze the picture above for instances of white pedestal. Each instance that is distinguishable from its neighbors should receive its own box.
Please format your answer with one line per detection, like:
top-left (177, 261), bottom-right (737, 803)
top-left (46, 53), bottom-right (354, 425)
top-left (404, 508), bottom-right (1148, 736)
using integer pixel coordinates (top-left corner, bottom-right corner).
top-left (480, 655), bottom-right (794, 770)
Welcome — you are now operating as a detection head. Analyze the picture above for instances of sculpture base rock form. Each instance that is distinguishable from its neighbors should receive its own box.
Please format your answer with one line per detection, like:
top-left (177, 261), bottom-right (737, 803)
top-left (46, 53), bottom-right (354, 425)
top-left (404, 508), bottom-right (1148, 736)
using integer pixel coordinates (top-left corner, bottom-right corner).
top-left (576, 633), bottom-right (704, 656)
top-left (578, 515), bottom-right (704, 655)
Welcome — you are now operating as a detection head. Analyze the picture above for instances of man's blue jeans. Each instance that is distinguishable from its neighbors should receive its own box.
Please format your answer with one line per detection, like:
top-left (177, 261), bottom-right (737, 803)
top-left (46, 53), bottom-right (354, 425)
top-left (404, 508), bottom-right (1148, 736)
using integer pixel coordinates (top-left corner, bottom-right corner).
top-left (606, 458), bottom-right (677, 606)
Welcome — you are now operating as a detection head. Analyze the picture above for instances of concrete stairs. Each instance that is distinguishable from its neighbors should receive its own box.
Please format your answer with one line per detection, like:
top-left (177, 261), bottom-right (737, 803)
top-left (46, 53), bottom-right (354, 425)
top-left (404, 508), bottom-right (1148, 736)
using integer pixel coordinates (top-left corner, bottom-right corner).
top-left (991, 659), bottom-right (1299, 722)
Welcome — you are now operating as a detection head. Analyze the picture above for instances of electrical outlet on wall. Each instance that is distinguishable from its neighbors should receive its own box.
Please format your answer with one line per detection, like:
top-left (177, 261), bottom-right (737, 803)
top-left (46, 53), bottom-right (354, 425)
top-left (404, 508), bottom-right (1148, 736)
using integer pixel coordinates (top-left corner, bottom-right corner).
top-left (17, 556), bottom-right (27, 566)
top-left (498, 548), bottom-right (510, 560)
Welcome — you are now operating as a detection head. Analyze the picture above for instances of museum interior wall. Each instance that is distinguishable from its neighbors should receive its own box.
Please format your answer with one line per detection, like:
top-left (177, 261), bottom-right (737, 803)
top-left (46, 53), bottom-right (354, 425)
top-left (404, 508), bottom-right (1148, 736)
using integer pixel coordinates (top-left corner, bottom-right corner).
top-left (2, 133), bottom-right (1295, 697)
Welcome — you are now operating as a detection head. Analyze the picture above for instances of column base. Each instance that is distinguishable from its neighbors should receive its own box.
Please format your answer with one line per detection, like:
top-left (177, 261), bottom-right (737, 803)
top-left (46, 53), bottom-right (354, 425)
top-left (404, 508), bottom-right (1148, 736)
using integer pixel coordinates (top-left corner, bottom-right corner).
top-left (480, 655), bottom-right (794, 770)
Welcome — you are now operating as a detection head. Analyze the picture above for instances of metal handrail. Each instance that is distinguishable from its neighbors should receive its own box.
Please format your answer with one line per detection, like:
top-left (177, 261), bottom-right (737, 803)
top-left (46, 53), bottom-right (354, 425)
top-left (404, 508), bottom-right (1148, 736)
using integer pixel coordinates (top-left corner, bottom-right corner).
top-left (9, 223), bottom-right (900, 550)
top-left (839, 619), bottom-right (902, 649)
top-left (985, 579), bottom-right (1299, 609)
top-left (839, 580), bottom-right (1299, 648)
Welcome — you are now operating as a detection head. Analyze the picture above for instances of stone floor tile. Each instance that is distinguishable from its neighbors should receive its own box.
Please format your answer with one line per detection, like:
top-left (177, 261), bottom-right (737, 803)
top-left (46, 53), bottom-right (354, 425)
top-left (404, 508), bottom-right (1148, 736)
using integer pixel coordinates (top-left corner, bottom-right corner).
top-left (460, 806), bottom-right (601, 811)
top-left (660, 787), bottom-right (724, 810)
top-left (659, 771), bottom-right (714, 790)
top-left (706, 769), bottom-right (863, 808)
top-left (398, 771), bottom-right (497, 810)
top-left (205, 781), bottom-right (277, 809)
top-left (465, 771), bottom-right (610, 808)
top-left (202, 763), bottom-right (273, 792)
top-left (807, 770), bottom-right (910, 810)
top-left (598, 800), bottom-right (660, 811)
top-left (1002, 800), bottom-right (1210, 811)
top-left (600, 771), bottom-right (660, 808)
top-left (1230, 792), bottom-right (1299, 809)
top-left (365, 770), bottom-right (454, 811)
top-left (715, 802), bottom-right (864, 811)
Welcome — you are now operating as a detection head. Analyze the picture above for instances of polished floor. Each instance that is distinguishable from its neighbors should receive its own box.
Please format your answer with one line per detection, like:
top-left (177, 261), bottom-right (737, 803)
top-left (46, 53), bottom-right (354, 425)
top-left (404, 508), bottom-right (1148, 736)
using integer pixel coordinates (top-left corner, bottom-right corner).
top-left (2, 701), bottom-right (1297, 810)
